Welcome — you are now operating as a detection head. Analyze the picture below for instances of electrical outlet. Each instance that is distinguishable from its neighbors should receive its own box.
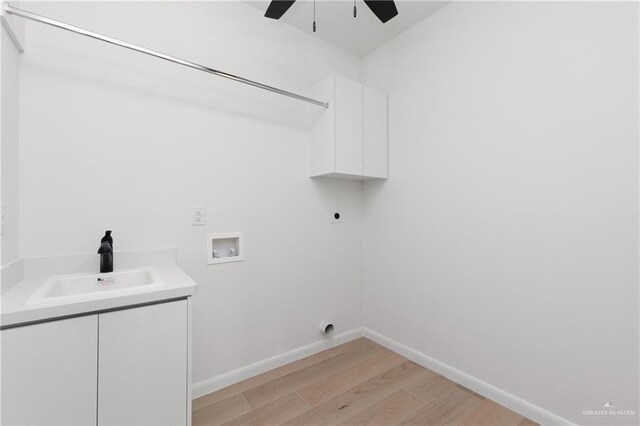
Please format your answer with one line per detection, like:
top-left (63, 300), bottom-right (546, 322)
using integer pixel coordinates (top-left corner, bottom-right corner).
top-left (192, 206), bottom-right (205, 226)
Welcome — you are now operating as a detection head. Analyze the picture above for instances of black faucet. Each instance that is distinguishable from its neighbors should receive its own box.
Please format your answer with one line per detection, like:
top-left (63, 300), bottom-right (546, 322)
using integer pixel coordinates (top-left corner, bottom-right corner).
top-left (98, 230), bottom-right (113, 273)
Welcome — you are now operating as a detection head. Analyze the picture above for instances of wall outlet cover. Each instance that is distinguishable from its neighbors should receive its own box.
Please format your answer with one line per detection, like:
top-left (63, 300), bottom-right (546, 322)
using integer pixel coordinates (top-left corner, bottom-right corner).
top-left (192, 206), bottom-right (205, 226)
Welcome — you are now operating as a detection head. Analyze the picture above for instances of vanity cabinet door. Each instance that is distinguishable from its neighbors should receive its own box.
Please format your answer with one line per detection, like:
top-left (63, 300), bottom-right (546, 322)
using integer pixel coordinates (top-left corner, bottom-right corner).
top-left (1, 316), bottom-right (98, 426)
top-left (97, 300), bottom-right (188, 426)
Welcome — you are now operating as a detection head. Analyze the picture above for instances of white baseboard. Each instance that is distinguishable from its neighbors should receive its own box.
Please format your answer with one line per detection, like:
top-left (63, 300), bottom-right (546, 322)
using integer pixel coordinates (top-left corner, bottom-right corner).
top-left (363, 328), bottom-right (572, 426)
top-left (192, 326), bottom-right (572, 425)
top-left (192, 328), bottom-right (364, 399)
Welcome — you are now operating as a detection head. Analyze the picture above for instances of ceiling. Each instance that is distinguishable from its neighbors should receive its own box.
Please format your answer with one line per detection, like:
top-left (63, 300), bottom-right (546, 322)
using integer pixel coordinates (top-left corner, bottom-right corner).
top-left (246, 1), bottom-right (449, 57)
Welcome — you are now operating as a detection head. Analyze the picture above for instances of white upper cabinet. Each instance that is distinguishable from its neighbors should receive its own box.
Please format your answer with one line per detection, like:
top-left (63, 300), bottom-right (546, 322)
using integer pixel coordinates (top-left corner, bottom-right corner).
top-left (335, 76), bottom-right (364, 176)
top-left (363, 85), bottom-right (389, 179)
top-left (310, 74), bottom-right (388, 180)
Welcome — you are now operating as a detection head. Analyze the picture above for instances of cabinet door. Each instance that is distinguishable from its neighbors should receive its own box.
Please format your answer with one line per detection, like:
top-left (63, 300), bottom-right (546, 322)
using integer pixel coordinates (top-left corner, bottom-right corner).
top-left (335, 75), bottom-right (364, 176)
top-left (310, 74), bottom-right (336, 177)
top-left (98, 300), bottom-right (187, 426)
top-left (363, 85), bottom-right (388, 178)
top-left (1, 316), bottom-right (98, 426)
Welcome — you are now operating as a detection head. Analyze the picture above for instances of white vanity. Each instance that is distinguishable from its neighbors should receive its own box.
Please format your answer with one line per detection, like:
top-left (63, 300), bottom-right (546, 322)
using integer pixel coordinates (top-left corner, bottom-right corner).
top-left (0, 249), bottom-right (197, 426)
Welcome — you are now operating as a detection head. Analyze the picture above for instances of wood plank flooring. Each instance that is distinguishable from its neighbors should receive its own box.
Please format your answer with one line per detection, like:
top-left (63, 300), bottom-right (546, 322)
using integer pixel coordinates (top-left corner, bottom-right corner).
top-left (193, 338), bottom-right (537, 426)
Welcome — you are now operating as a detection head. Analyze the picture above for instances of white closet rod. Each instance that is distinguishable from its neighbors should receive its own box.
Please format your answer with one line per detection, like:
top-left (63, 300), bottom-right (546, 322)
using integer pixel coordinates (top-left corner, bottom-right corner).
top-left (4, 4), bottom-right (330, 108)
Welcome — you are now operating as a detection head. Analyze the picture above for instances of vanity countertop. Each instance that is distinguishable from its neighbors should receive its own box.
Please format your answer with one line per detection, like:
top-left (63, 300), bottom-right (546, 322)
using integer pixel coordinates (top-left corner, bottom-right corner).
top-left (1, 248), bottom-right (197, 328)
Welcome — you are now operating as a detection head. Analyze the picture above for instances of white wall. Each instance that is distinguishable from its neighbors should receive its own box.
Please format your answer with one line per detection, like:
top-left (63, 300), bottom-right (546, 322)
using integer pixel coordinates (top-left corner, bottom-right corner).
top-left (18, 1), bottom-right (363, 389)
top-left (1, 21), bottom-right (20, 267)
top-left (361, 2), bottom-right (639, 424)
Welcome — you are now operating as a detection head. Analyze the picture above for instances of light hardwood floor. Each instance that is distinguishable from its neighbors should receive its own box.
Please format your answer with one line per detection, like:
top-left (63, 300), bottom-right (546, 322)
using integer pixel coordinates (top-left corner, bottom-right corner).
top-left (193, 338), bottom-right (537, 426)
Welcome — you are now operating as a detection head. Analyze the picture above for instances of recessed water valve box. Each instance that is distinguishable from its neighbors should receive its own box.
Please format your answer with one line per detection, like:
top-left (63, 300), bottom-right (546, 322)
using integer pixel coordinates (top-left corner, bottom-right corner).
top-left (207, 232), bottom-right (244, 265)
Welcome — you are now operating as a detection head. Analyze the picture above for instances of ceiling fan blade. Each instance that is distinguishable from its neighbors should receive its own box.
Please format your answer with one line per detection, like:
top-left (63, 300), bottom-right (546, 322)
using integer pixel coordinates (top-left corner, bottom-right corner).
top-left (362, 0), bottom-right (398, 23)
top-left (264, 0), bottom-right (296, 19)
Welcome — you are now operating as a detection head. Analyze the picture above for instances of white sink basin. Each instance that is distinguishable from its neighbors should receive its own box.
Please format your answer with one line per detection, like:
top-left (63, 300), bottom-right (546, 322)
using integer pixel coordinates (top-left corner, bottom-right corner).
top-left (26, 268), bottom-right (164, 307)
